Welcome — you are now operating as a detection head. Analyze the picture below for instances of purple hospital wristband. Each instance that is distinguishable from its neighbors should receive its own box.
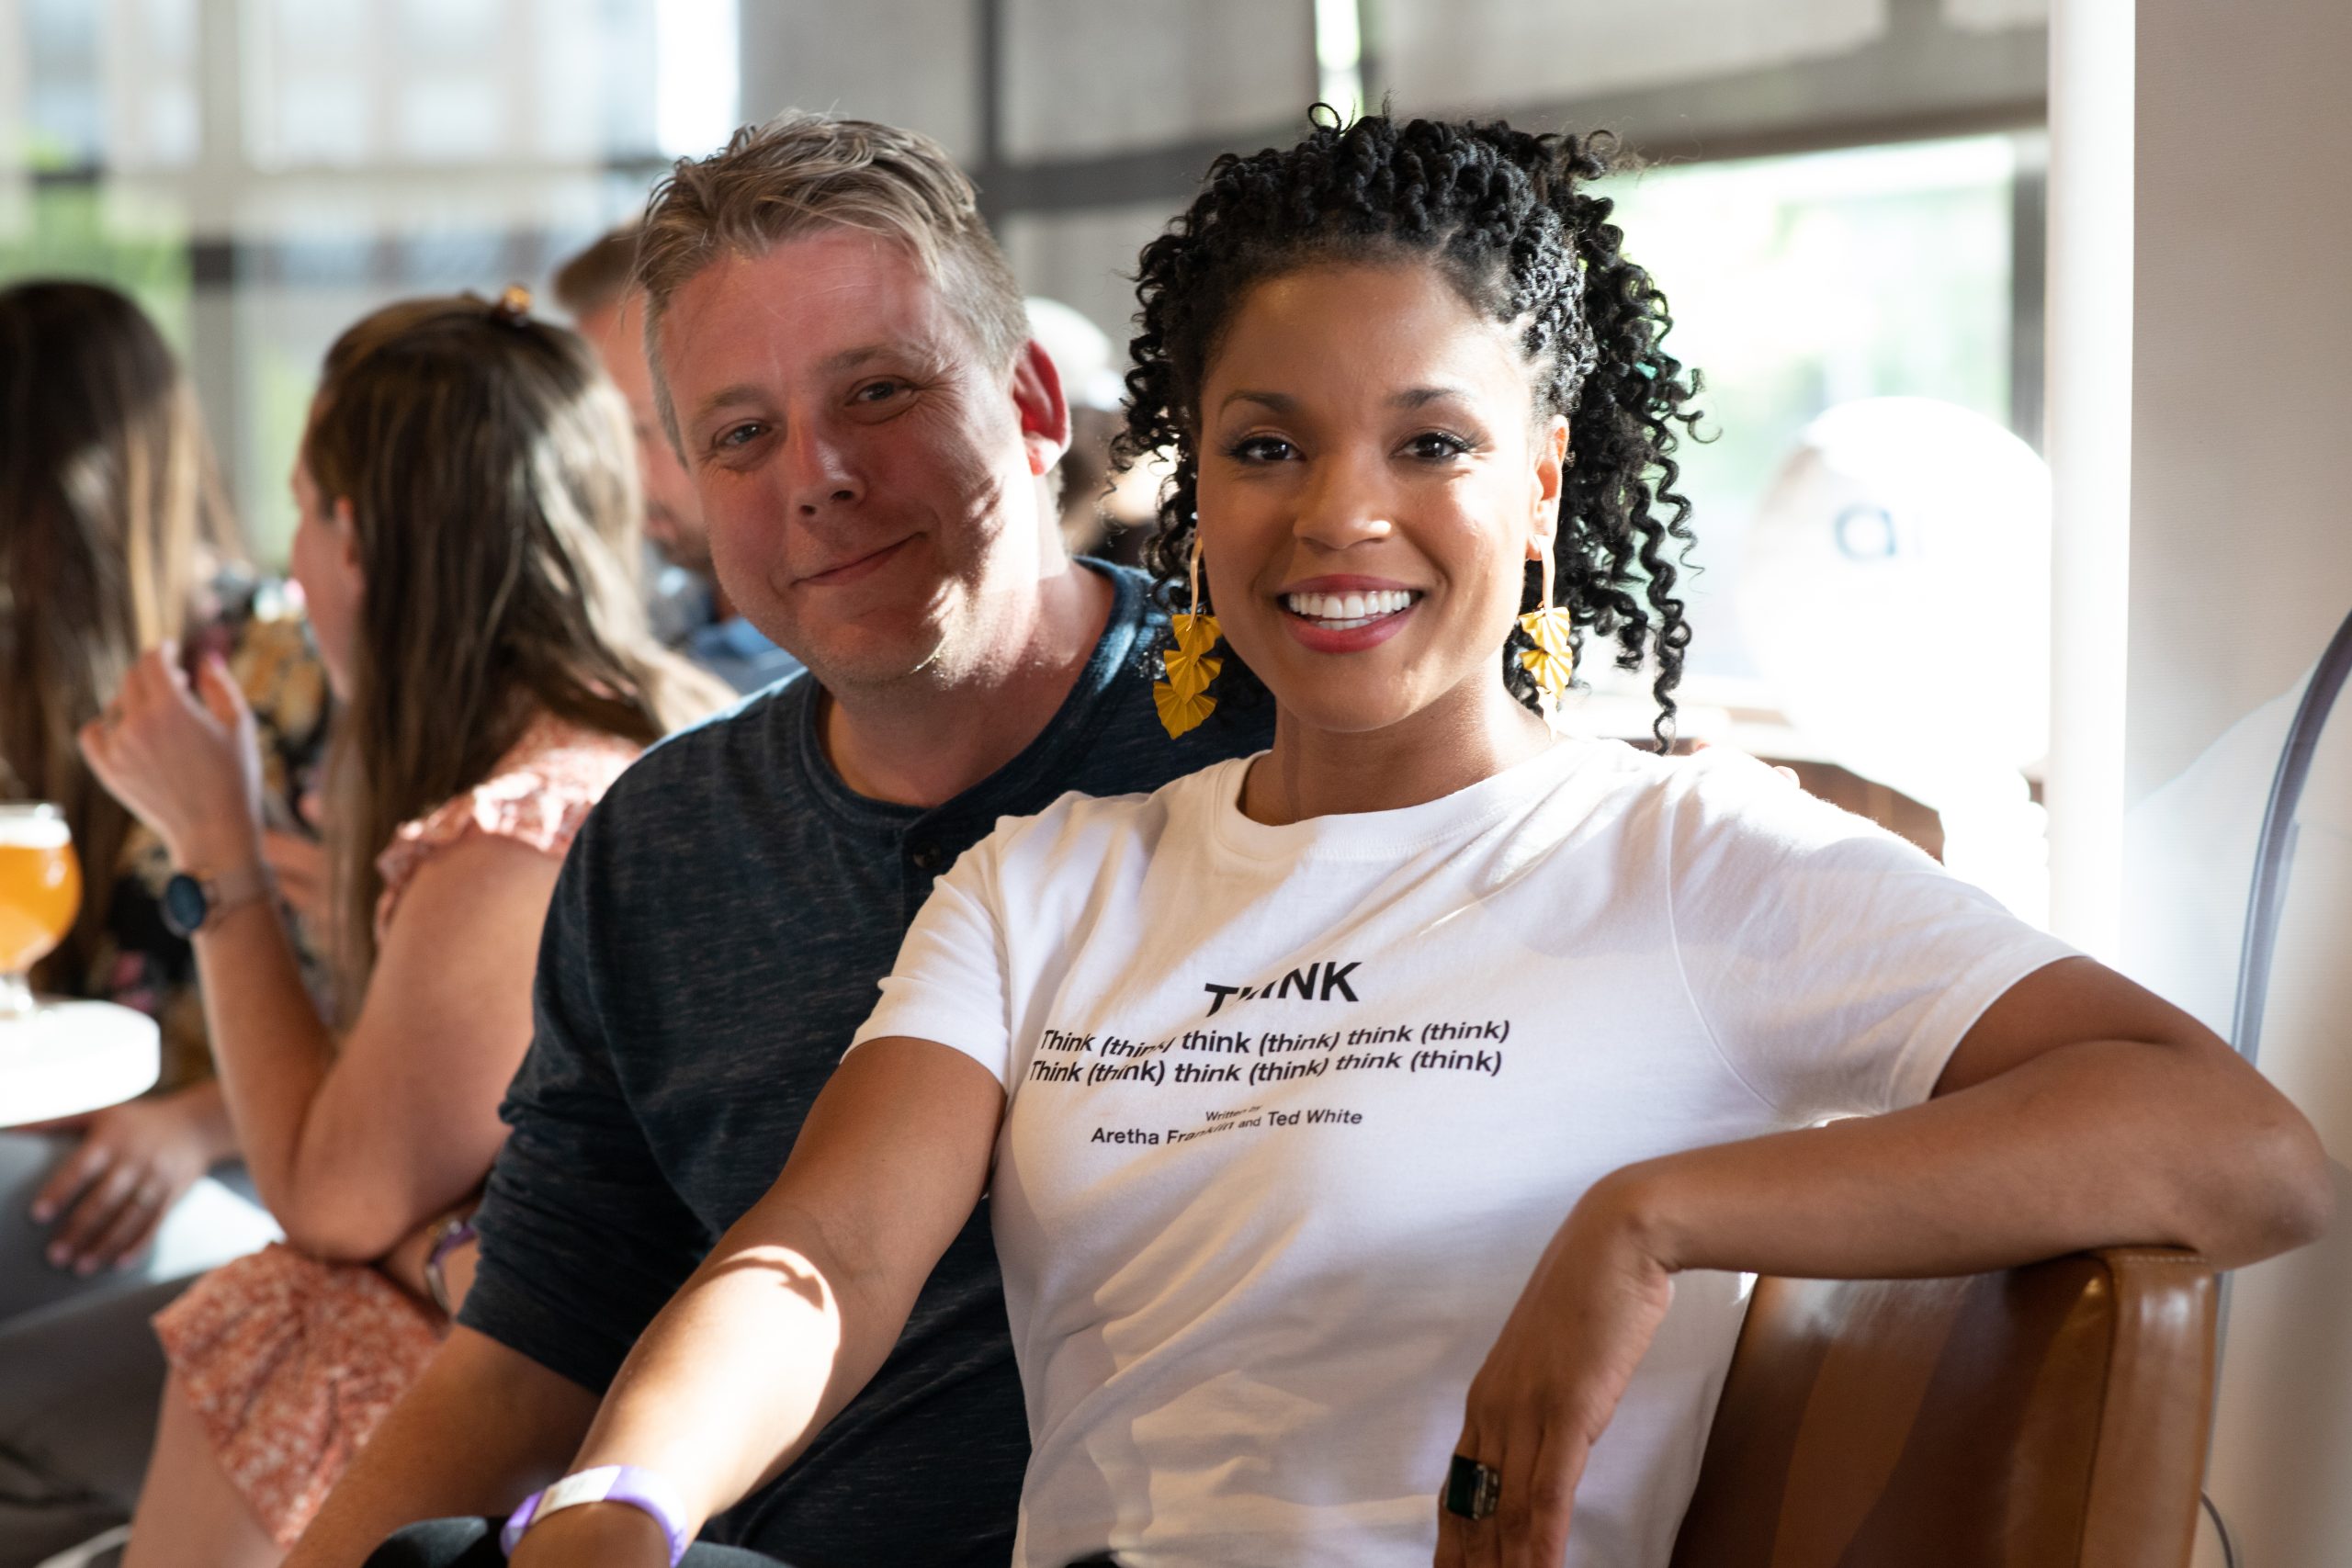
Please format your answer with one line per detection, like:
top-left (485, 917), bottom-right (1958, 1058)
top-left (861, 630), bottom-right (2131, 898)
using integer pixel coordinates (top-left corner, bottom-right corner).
top-left (500, 1464), bottom-right (690, 1563)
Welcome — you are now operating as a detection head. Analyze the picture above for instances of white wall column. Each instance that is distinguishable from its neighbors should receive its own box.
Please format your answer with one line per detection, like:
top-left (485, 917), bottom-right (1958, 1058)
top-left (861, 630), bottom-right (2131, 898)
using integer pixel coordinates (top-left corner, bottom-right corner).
top-left (2041, 0), bottom-right (2133, 959)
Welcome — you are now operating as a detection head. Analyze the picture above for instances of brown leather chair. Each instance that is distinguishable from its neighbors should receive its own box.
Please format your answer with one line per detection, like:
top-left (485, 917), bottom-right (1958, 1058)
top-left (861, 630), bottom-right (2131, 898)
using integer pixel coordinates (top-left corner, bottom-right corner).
top-left (1670, 1248), bottom-right (2216, 1568)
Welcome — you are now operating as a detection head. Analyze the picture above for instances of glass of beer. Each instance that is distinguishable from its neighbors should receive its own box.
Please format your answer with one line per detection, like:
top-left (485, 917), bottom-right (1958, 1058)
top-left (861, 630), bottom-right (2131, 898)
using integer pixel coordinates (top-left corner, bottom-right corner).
top-left (0, 803), bottom-right (82, 1019)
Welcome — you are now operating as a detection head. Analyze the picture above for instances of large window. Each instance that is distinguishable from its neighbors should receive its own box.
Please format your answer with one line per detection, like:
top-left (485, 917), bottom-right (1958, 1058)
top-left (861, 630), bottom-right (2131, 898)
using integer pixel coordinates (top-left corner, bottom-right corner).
top-left (1598, 133), bottom-right (2027, 693)
top-left (0, 0), bottom-right (738, 559)
top-left (6, 3), bottom-right (2036, 629)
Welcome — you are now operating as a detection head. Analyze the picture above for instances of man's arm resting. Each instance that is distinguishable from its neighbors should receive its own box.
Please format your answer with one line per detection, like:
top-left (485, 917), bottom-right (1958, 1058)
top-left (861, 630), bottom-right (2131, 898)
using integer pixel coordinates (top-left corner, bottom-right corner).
top-left (285, 1326), bottom-right (600, 1568)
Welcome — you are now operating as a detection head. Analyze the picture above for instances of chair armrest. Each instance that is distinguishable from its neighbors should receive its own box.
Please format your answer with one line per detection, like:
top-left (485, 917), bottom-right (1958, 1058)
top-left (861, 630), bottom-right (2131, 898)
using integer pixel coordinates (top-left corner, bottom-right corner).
top-left (1670, 1247), bottom-right (2216, 1568)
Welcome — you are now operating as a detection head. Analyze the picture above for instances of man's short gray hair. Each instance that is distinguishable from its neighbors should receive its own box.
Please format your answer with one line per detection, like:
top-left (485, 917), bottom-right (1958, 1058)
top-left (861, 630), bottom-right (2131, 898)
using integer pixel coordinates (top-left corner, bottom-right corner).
top-left (635, 111), bottom-right (1029, 441)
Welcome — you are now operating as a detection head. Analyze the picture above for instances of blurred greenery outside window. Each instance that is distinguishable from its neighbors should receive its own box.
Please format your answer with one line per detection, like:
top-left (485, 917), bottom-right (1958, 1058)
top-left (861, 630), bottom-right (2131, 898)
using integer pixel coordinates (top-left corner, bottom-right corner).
top-left (3, 0), bottom-right (728, 562)
top-left (4, 0), bottom-right (197, 348)
top-left (0, 185), bottom-right (194, 357)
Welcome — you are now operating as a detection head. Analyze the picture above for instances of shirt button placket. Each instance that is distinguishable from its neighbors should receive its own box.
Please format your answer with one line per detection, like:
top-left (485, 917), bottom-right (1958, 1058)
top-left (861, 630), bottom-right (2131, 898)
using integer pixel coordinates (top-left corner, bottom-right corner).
top-left (905, 839), bottom-right (946, 921)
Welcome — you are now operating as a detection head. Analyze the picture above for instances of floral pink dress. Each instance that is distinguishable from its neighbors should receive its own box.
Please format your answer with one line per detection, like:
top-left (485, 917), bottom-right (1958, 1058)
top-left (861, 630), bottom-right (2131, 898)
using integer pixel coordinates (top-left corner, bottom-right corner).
top-left (152, 717), bottom-right (639, 1546)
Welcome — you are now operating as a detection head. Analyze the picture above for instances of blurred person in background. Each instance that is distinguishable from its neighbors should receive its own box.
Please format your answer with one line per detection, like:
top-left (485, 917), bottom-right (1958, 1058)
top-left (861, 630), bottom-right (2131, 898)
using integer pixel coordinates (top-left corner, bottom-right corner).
top-left (0, 279), bottom-right (320, 1562)
top-left (1022, 297), bottom-right (1128, 561)
top-left (69, 291), bottom-right (729, 1568)
top-left (552, 227), bottom-right (802, 694)
top-left (283, 110), bottom-right (1272, 1568)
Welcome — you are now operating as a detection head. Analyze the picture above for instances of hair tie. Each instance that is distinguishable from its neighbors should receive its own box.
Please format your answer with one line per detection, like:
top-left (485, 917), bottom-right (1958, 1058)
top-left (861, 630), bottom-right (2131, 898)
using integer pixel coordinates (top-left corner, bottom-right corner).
top-left (492, 284), bottom-right (533, 324)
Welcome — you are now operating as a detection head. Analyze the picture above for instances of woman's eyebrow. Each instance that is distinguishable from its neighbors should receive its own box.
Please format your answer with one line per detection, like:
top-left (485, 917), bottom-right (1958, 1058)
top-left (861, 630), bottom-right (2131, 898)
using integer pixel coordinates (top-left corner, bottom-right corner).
top-left (1216, 385), bottom-right (1473, 415)
top-left (1218, 389), bottom-right (1295, 414)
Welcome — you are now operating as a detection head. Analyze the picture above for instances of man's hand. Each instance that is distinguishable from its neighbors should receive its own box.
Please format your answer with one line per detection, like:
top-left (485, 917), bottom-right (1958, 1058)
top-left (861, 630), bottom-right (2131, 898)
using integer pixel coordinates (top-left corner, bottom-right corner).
top-left (28, 1085), bottom-right (234, 1273)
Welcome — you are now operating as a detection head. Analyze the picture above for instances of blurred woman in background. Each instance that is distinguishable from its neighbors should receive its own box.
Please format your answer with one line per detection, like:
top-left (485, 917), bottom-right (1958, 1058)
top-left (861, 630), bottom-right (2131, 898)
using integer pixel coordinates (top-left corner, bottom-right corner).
top-left (77, 290), bottom-right (729, 1568)
top-left (0, 280), bottom-right (318, 1323)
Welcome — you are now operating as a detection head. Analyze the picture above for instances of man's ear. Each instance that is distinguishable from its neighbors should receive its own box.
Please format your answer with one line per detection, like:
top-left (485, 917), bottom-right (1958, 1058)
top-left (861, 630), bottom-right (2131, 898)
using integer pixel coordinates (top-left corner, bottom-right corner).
top-left (1010, 339), bottom-right (1072, 477)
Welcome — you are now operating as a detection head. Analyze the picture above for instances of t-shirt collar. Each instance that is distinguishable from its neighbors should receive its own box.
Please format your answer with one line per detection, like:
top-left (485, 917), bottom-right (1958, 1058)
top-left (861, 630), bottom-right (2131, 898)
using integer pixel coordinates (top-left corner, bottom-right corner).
top-left (1203, 738), bottom-right (1594, 863)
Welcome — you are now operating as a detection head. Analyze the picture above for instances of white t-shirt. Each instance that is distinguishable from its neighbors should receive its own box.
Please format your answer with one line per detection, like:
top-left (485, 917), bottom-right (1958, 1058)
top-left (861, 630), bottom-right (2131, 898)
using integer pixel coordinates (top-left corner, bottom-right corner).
top-left (852, 740), bottom-right (2076, 1568)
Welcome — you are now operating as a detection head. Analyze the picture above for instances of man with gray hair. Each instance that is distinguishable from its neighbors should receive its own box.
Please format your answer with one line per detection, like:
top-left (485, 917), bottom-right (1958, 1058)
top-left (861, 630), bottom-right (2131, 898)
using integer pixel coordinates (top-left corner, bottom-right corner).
top-left (286, 113), bottom-right (1267, 1568)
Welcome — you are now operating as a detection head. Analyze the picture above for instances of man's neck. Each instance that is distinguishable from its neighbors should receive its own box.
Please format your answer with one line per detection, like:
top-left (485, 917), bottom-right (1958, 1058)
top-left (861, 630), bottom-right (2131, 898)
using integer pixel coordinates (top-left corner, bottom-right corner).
top-left (820, 565), bottom-right (1116, 809)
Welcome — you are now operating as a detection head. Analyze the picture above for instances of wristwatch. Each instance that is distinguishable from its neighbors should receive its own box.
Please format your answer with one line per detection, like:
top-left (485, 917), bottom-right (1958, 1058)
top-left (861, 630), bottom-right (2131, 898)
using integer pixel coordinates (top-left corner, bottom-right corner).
top-left (502, 1465), bottom-right (691, 1563)
top-left (160, 863), bottom-right (271, 939)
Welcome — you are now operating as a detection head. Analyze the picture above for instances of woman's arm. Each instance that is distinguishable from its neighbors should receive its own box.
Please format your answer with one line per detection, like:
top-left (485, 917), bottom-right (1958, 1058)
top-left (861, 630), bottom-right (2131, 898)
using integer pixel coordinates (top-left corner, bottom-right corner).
top-left (1440, 956), bottom-right (2332, 1568)
top-left (81, 648), bottom-right (561, 1258)
top-left (188, 830), bottom-right (559, 1258)
top-left (507, 1036), bottom-right (1004, 1568)
top-left (1628, 956), bottom-right (2326, 1276)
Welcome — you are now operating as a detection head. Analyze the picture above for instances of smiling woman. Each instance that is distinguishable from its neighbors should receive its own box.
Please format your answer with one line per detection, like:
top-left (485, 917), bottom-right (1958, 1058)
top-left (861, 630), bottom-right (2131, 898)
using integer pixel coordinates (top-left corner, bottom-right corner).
top-left (508, 115), bottom-right (2327, 1568)
top-left (1124, 118), bottom-right (1703, 767)
top-left (1185, 262), bottom-right (1572, 789)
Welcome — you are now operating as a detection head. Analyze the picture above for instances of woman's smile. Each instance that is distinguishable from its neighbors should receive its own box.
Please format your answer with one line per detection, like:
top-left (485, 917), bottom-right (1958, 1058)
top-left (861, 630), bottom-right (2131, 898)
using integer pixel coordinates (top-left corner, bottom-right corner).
top-left (1277, 577), bottom-right (1425, 651)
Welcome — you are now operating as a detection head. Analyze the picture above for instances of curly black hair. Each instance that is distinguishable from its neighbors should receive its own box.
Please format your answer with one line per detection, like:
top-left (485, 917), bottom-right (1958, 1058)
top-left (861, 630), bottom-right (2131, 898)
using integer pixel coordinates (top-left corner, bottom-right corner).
top-left (1114, 112), bottom-right (1703, 749)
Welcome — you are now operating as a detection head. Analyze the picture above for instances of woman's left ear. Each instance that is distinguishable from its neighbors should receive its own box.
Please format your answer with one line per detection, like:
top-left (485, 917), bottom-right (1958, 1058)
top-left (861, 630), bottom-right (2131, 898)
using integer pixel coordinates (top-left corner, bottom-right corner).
top-left (1530, 416), bottom-right (1570, 547)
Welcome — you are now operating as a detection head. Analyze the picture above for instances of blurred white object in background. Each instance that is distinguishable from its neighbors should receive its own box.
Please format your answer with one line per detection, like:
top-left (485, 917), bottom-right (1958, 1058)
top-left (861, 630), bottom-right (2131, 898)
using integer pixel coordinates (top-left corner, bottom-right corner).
top-left (1023, 297), bottom-right (1126, 413)
top-left (655, 0), bottom-right (741, 159)
top-left (1738, 397), bottom-right (2052, 923)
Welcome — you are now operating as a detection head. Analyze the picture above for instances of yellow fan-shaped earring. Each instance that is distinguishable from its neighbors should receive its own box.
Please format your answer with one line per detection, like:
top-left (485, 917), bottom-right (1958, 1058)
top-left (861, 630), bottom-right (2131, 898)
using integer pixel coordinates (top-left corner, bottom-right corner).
top-left (1155, 533), bottom-right (1222, 739)
top-left (1518, 540), bottom-right (1576, 705)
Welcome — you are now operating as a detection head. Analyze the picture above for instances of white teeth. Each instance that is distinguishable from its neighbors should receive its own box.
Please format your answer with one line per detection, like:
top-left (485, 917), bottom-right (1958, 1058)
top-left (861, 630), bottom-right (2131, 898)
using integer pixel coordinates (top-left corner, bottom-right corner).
top-left (1281, 589), bottom-right (1417, 627)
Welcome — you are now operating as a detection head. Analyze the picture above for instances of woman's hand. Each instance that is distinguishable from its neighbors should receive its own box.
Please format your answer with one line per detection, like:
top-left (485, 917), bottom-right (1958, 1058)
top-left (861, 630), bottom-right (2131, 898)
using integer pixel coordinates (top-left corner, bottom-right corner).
top-left (1437, 1177), bottom-right (1676, 1568)
top-left (28, 1084), bottom-right (233, 1273)
top-left (79, 642), bottom-right (265, 873)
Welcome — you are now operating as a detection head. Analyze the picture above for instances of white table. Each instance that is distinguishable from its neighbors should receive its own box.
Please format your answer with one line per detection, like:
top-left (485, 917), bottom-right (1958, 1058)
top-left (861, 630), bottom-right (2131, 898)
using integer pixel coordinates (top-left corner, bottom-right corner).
top-left (0, 1000), bottom-right (161, 1125)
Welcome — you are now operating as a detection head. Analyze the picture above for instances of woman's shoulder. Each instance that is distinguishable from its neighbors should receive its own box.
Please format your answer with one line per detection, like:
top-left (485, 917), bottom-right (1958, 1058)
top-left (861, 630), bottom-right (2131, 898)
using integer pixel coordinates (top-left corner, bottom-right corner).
top-left (1499, 736), bottom-right (1881, 875)
top-left (487, 712), bottom-right (644, 794)
top-left (373, 716), bottom-right (643, 928)
top-left (1584, 739), bottom-right (1940, 893)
